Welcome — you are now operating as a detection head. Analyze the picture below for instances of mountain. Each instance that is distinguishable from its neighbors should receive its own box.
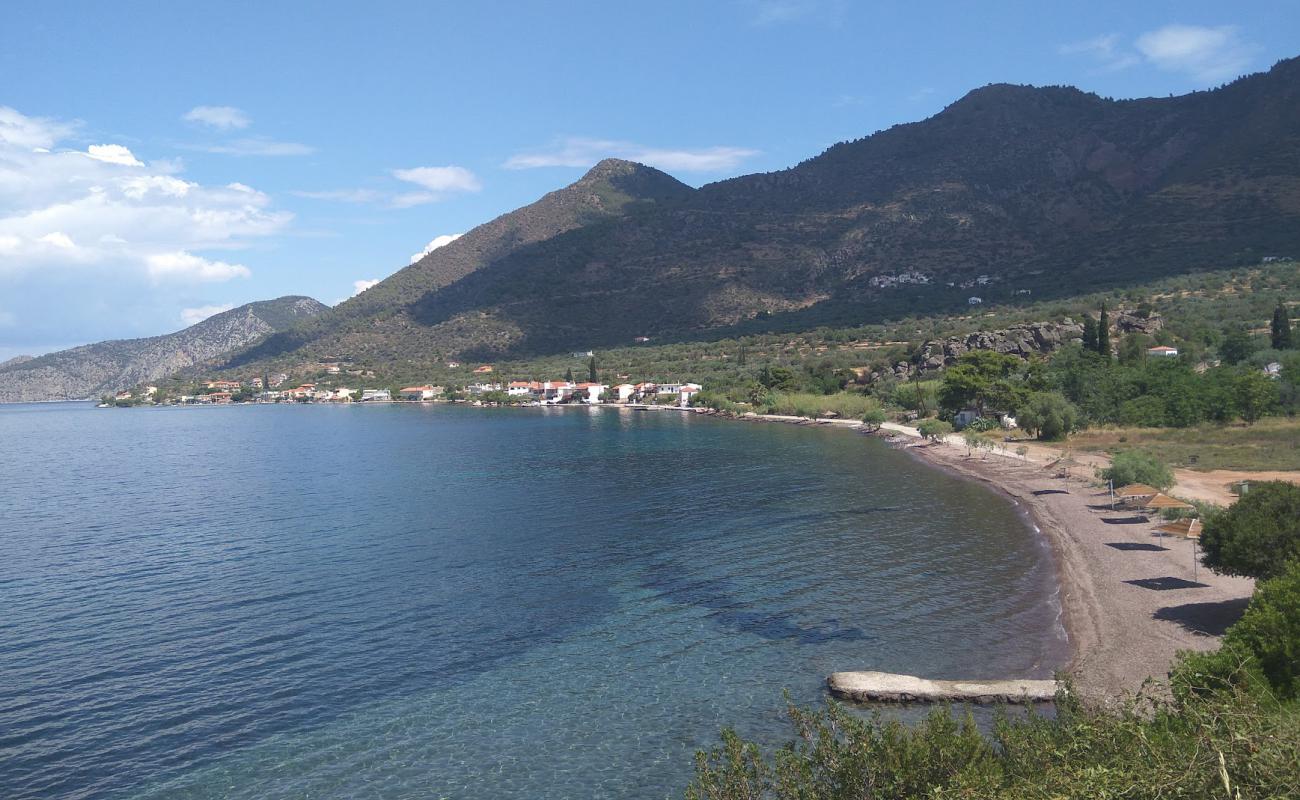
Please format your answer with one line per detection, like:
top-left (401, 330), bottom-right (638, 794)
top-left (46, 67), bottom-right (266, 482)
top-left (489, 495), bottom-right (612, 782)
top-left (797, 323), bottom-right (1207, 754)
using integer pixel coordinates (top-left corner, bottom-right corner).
top-left (226, 57), bottom-right (1300, 372)
top-left (0, 355), bottom-right (34, 370)
top-left (0, 297), bottom-right (328, 402)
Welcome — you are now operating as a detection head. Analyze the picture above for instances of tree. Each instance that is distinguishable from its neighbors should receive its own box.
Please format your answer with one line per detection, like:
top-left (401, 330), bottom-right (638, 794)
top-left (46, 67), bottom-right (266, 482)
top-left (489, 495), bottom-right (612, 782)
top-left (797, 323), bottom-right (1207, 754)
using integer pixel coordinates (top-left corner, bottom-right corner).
top-left (1096, 302), bottom-right (1111, 356)
top-left (1235, 370), bottom-right (1278, 424)
top-left (1081, 315), bottom-right (1098, 352)
top-left (1117, 333), bottom-right (1149, 366)
top-left (860, 408), bottom-right (886, 431)
top-left (916, 418), bottom-right (952, 441)
top-left (588, 356), bottom-right (598, 383)
top-left (1219, 326), bottom-right (1255, 365)
top-left (737, 345), bottom-right (747, 366)
top-left (1271, 300), bottom-right (1293, 350)
top-left (1200, 481), bottom-right (1300, 581)
top-left (1016, 391), bottom-right (1079, 441)
top-left (565, 367), bottom-right (574, 383)
top-left (937, 351), bottom-right (1023, 415)
top-left (1102, 449), bottom-right (1173, 490)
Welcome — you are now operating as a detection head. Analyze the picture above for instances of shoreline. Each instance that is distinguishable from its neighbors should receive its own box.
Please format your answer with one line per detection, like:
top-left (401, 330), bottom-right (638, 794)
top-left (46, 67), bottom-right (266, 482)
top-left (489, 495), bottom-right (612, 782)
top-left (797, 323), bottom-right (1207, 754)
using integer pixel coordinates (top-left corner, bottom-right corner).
top-left (688, 409), bottom-right (1255, 704)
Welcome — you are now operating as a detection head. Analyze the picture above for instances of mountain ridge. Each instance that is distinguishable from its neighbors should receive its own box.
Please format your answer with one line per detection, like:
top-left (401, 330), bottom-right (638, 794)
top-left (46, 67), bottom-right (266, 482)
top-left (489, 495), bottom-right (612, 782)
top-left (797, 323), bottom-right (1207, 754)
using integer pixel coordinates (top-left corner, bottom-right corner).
top-left (222, 56), bottom-right (1300, 372)
top-left (0, 296), bottom-right (328, 402)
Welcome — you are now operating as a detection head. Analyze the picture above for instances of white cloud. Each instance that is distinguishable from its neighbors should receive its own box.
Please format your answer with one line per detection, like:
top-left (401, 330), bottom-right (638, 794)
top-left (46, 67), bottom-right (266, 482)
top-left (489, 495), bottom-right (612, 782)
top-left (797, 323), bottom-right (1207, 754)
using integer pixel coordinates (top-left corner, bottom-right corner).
top-left (180, 303), bottom-right (235, 325)
top-left (1135, 24), bottom-right (1258, 82)
top-left (352, 278), bottom-right (380, 296)
top-left (391, 165), bottom-right (482, 193)
top-left (410, 233), bottom-right (463, 263)
top-left (86, 144), bottom-right (144, 166)
top-left (1061, 25), bottom-right (1258, 83)
top-left (0, 106), bottom-right (288, 292)
top-left (185, 137), bottom-right (315, 156)
top-left (0, 106), bottom-right (75, 150)
top-left (504, 137), bottom-right (759, 173)
top-left (1058, 33), bottom-right (1142, 72)
top-left (182, 106), bottom-right (251, 130)
top-left (146, 251), bottom-right (251, 282)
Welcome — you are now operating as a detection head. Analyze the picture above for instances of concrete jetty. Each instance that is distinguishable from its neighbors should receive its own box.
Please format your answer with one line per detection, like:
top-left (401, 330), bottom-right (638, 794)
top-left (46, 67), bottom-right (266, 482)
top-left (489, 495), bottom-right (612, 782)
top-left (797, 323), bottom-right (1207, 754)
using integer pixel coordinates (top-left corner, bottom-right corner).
top-left (828, 671), bottom-right (1060, 704)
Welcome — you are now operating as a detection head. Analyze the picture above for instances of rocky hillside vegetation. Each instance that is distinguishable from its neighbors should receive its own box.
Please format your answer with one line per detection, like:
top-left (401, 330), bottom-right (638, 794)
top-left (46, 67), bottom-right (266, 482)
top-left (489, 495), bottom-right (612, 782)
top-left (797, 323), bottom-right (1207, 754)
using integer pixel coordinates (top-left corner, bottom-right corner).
top-left (0, 297), bottom-right (327, 402)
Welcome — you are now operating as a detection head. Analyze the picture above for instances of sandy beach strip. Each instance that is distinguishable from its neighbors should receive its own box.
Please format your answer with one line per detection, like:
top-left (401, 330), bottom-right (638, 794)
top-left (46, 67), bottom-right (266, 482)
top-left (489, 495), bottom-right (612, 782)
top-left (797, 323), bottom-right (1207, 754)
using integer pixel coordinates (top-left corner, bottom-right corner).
top-left (889, 438), bottom-right (1255, 703)
top-left (713, 411), bottom-right (1256, 703)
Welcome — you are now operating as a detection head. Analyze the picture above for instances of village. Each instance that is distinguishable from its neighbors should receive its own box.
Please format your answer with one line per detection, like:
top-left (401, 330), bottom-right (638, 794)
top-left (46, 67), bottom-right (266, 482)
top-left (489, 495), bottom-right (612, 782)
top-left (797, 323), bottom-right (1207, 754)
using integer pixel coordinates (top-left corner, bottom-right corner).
top-left (110, 369), bottom-right (705, 409)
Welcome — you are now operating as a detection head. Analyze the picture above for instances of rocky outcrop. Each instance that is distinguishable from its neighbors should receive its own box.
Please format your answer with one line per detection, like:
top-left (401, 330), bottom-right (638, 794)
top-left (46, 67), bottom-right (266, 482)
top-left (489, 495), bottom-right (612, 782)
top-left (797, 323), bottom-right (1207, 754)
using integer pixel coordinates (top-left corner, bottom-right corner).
top-left (887, 320), bottom-right (1084, 379)
top-left (0, 297), bottom-right (327, 402)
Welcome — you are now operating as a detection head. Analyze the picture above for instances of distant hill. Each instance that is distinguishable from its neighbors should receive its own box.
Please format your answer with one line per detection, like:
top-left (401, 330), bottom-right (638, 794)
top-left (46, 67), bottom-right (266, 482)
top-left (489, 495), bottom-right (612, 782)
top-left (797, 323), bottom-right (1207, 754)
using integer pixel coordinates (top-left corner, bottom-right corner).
top-left (0, 297), bottom-right (328, 402)
top-left (0, 355), bottom-right (34, 370)
top-left (225, 56), bottom-right (1300, 372)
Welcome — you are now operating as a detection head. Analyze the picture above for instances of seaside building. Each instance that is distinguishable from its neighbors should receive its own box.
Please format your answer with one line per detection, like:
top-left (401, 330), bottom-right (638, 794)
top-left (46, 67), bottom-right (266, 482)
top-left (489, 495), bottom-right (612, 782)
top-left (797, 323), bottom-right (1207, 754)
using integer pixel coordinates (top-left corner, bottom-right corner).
top-left (400, 385), bottom-right (440, 401)
top-left (1146, 345), bottom-right (1179, 358)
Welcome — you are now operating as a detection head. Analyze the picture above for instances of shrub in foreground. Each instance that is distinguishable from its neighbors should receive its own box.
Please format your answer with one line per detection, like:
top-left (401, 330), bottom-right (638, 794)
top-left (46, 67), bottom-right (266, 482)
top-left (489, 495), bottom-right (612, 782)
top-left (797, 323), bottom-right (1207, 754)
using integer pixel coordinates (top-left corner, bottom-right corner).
top-left (1199, 480), bottom-right (1300, 581)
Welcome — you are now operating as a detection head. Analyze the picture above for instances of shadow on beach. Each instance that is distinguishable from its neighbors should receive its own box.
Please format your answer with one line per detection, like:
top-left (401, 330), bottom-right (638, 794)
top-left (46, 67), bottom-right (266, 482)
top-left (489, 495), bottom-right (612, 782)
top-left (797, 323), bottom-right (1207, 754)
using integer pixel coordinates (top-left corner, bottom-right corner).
top-left (1153, 597), bottom-right (1251, 637)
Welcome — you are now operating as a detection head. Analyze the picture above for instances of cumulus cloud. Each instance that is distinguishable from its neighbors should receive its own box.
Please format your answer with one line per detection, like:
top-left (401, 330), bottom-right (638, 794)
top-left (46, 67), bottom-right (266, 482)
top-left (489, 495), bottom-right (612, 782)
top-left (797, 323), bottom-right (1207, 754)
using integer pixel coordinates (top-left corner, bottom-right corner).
top-left (410, 233), bottom-right (463, 263)
top-left (182, 105), bottom-right (251, 130)
top-left (146, 251), bottom-right (251, 282)
top-left (352, 278), bottom-right (380, 296)
top-left (391, 166), bottom-right (482, 193)
top-left (0, 106), bottom-right (287, 289)
top-left (86, 144), bottom-right (145, 166)
top-left (291, 188), bottom-right (382, 203)
top-left (504, 137), bottom-right (759, 173)
top-left (180, 303), bottom-right (235, 325)
top-left (1061, 25), bottom-right (1258, 83)
top-left (1135, 25), bottom-right (1258, 82)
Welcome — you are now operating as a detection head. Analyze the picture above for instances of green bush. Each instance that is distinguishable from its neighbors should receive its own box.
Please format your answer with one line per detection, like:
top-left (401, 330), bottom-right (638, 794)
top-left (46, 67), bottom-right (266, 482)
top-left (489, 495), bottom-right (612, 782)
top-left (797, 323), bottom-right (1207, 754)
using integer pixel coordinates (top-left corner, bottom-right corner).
top-left (1200, 481), bottom-right (1300, 580)
top-left (1101, 449), bottom-right (1173, 490)
top-left (1016, 391), bottom-right (1079, 440)
top-left (916, 419), bottom-right (953, 441)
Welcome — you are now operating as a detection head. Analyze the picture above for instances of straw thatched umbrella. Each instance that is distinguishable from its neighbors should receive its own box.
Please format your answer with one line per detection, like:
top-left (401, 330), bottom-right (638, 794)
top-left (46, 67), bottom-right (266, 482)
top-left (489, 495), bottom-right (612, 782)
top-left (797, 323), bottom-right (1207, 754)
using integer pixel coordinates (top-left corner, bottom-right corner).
top-left (1141, 493), bottom-right (1195, 512)
top-left (1115, 483), bottom-right (1160, 498)
top-left (1045, 453), bottom-right (1083, 478)
top-left (1153, 517), bottom-right (1203, 580)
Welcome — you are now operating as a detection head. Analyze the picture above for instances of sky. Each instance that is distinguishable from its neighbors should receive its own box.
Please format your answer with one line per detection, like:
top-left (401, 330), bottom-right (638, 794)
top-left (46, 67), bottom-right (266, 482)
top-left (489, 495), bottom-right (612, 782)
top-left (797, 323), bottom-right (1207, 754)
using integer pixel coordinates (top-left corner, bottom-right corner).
top-left (1, 1), bottom-right (1298, 359)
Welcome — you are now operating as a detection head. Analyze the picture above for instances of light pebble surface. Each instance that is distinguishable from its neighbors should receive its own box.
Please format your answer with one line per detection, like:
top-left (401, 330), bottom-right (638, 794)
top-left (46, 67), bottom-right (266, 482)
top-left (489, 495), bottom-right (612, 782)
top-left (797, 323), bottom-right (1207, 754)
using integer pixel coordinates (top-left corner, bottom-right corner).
top-left (900, 439), bottom-right (1256, 704)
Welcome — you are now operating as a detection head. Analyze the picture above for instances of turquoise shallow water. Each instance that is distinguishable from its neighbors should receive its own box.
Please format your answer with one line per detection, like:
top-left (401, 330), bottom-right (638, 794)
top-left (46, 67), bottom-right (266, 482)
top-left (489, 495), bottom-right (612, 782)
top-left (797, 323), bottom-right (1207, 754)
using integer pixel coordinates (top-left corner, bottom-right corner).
top-left (0, 402), bottom-right (1065, 799)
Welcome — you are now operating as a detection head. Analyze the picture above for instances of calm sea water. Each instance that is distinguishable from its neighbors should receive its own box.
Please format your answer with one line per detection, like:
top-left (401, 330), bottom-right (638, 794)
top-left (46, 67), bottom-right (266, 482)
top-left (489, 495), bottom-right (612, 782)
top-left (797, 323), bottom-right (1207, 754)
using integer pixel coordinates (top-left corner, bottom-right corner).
top-left (0, 402), bottom-right (1064, 799)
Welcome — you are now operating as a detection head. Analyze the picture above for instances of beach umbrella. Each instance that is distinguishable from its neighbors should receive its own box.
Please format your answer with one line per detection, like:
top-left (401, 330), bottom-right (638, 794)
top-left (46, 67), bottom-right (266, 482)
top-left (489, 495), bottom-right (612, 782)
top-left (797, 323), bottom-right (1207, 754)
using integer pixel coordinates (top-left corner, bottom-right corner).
top-left (1141, 493), bottom-right (1195, 512)
top-left (1045, 453), bottom-right (1083, 477)
top-left (1115, 483), bottom-right (1159, 498)
top-left (1153, 518), bottom-right (1202, 538)
top-left (1153, 518), bottom-right (1202, 581)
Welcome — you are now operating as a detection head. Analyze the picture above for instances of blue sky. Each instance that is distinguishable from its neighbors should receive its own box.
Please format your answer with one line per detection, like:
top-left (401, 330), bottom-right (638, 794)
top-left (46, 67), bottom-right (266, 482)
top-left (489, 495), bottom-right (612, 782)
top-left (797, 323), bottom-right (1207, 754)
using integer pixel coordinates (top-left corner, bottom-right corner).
top-left (1, 1), bottom-right (1298, 358)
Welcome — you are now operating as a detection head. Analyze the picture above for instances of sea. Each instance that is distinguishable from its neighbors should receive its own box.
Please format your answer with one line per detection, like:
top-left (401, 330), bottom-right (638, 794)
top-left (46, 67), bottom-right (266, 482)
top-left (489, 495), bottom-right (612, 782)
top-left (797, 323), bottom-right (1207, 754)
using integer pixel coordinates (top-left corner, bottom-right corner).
top-left (0, 402), bottom-right (1065, 799)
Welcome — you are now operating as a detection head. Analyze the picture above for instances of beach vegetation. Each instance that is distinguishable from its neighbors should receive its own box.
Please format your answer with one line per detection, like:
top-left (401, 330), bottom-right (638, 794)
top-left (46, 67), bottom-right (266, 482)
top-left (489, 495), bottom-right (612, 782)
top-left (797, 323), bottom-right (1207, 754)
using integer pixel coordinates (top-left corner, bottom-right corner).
top-left (917, 419), bottom-right (952, 441)
top-left (1015, 391), bottom-right (1078, 441)
top-left (1100, 449), bottom-right (1173, 490)
top-left (1199, 481), bottom-right (1300, 581)
top-left (689, 564), bottom-right (1300, 800)
top-left (860, 408), bottom-right (886, 431)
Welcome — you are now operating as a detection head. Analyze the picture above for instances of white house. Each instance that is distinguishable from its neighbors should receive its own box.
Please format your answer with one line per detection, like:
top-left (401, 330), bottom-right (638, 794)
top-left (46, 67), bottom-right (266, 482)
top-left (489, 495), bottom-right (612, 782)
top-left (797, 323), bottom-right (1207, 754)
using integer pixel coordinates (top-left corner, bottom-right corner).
top-left (507, 381), bottom-right (541, 397)
top-left (400, 385), bottom-right (439, 401)
top-left (1146, 345), bottom-right (1179, 358)
top-left (542, 381), bottom-right (574, 403)
top-left (360, 389), bottom-right (391, 402)
top-left (612, 383), bottom-right (637, 402)
top-left (678, 385), bottom-right (701, 407)
top-left (574, 382), bottom-right (607, 403)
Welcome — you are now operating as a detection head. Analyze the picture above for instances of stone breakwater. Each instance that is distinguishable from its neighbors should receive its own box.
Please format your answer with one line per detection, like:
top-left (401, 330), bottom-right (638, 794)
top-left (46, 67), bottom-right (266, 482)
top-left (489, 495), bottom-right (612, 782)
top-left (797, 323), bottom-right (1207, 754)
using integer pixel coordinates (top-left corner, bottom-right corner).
top-left (828, 671), bottom-right (1061, 704)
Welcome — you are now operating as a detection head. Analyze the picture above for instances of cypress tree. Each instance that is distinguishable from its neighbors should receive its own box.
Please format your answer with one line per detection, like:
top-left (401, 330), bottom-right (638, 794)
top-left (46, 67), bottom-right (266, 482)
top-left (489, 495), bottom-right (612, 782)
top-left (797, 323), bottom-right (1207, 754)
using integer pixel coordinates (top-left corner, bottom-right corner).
top-left (1082, 316), bottom-right (1098, 352)
top-left (588, 356), bottom-right (598, 383)
top-left (565, 367), bottom-right (574, 383)
top-left (1097, 302), bottom-right (1111, 356)
top-left (1272, 301), bottom-right (1293, 350)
